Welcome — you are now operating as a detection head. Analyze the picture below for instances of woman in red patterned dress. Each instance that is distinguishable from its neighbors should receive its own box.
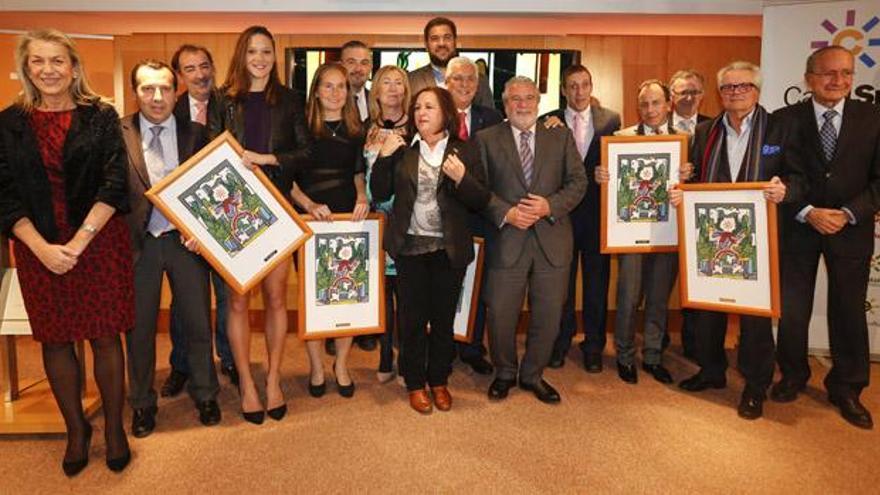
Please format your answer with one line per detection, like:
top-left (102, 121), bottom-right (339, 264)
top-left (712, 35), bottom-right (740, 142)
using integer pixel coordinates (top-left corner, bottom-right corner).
top-left (0, 30), bottom-right (134, 477)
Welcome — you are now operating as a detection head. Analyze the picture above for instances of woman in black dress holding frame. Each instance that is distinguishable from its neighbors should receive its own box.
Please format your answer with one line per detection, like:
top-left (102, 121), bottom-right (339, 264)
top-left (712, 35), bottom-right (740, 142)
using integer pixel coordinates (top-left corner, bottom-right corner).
top-left (291, 63), bottom-right (368, 398)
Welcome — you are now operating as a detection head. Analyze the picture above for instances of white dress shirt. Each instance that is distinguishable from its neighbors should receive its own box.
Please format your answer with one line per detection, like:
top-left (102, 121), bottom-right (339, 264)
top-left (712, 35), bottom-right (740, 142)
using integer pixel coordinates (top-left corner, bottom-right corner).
top-left (564, 105), bottom-right (594, 157)
top-left (722, 109), bottom-right (755, 182)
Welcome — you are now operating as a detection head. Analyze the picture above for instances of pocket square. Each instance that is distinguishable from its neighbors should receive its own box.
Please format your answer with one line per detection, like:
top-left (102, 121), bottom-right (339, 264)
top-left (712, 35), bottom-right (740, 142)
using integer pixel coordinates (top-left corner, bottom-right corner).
top-left (762, 144), bottom-right (781, 156)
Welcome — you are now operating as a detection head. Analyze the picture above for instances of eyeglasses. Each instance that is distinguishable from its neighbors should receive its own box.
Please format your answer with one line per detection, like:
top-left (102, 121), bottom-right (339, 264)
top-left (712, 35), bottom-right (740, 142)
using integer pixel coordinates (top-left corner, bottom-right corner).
top-left (508, 95), bottom-right (538, 104)
top-left (673, 89), bottom-right (703, 98)
top-left (719, 82), bottom-right (757, 95)
top-left (809, 69), bottom-right (855, 79)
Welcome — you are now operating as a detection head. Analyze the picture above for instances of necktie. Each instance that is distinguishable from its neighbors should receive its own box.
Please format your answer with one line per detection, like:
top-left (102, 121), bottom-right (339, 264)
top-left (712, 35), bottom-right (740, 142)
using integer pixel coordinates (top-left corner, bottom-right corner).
top-left (820, 109), bottom-right (838, 162)
top-left (458, 111), bottom-right (469, 141)
top-left (194, 100), bottom-right (207, 125)
top-left (676, 118), bottom-right (693, 135)
top-left (573, 113), bottom-right (587, 160)
top-left (519, 130), bottom-right (534, 186)
top-left (145, 126), bottom-right (171, 236)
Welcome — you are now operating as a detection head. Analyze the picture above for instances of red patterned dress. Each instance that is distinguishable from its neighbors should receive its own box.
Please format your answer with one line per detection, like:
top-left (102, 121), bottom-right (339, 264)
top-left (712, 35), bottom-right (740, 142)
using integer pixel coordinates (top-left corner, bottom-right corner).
top-left (13, 109), bottom-right (134, 343)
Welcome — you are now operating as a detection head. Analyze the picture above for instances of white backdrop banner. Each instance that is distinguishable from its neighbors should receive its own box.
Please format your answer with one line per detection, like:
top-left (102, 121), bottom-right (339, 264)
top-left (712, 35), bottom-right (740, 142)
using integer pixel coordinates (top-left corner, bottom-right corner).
top-left (761, 0), bottom-right (880, 358)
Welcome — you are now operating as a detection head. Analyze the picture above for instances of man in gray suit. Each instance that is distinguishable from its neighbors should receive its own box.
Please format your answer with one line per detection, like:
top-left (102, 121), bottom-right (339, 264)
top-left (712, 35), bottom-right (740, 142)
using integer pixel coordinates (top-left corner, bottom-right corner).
top-left (477, 76), bottom-right (587, 403)
top-left (122, 60), bottom-right (220, 437)
top-left (596, 79), bottom-right (684, 385)
top-left (408, 17), bottom-right (494, 109)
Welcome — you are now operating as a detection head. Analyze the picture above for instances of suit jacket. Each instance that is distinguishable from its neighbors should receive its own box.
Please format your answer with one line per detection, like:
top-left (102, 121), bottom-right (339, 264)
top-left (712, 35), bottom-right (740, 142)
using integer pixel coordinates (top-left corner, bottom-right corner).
top-left (469, 104), bottom-right (503, 136)
top-left (121, 112), bottom-right (208, 258)
top-left (370, 136), bottom-right (490, 268)
top-left (409, 64), bottom-right (495, 109)
top-left (216, 85), bottom-right (311, 195)
top-left (690, 108), bottom-right (808, 244)
top-left (541, 106), bottom-right (621, 251)
top-left (174, 89), bottom-right (225, 139)
top-left (774, 98), bottom-right (880, 258)
top-left (477, 122), bottom-right (588, 269)
top-left (0, 102), bottom-right (129, 241)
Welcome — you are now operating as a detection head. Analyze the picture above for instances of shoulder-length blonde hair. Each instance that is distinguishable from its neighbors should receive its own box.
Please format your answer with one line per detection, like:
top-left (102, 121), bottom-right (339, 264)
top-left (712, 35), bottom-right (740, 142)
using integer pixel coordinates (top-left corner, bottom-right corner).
top-left (15, 29), bottom-right (100, 112)
top-left (368, 65), bottom-right (411, 124)
top-left (223, 25), bottom-right (283, 105)
top-left (306, 63), bottom-right (362, 139)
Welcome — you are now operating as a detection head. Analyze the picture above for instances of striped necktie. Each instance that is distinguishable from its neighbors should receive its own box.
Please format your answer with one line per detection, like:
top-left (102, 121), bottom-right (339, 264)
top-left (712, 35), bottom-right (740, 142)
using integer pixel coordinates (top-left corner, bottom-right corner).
top-left (820, 109), bottom-right (838, 162)
top-left (519, 130), bottom-right (534, 186)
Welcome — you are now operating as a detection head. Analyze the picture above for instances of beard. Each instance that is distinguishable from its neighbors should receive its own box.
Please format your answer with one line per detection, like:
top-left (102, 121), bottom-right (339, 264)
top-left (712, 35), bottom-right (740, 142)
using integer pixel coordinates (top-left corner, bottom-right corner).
top-left (429, 48), bottom-right (458, 68)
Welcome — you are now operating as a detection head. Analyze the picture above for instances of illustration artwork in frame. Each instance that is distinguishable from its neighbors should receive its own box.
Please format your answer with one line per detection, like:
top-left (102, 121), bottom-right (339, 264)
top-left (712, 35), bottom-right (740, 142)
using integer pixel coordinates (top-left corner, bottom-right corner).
top-left (600, 134), bottom-right (688, 253)
top-left (145, 131), bottom-right (312, 294)
top-left (298, 214), bottom-right (385, 340)
top-left (453, 238), bottom-right (485, 343)
top-left (677, 182), bottom-right (780, 318)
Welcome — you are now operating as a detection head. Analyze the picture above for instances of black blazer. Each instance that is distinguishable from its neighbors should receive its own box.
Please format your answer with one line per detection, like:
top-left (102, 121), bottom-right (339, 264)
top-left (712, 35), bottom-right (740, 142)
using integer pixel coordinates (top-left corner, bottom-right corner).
top-left (120, 112), bottom-right (208, 256)
top-left (774, 98), bottom-right (880, 258)
top-left (216, 85), bottom-right (311, 195)
top-left (540, 105), bottom-right (621, 252)
top-left (0, 101), bottom-right (129, 242)
top-left (469, 104), bottom-right (503, 136)
top-left (370, 136), bottom-right (490, 268)
top-left (174, 89), bottom-right (225, 139)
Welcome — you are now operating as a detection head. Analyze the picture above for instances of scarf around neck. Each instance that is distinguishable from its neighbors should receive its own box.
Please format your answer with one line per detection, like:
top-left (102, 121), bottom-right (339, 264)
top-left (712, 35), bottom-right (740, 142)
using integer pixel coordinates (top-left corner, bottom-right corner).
top-left (700, 104), bottom-right (769, 183)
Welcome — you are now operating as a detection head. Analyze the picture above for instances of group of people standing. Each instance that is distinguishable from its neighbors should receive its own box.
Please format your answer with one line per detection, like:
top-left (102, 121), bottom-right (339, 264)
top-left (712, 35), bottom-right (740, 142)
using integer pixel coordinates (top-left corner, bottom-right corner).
top-left (0, 15), bottom-right (876, 479)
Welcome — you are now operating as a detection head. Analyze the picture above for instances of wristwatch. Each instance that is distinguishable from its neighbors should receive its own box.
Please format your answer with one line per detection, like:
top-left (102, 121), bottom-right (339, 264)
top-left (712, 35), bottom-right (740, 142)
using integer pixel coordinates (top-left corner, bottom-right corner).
top-left (80, 223), bottom-right (98, 234)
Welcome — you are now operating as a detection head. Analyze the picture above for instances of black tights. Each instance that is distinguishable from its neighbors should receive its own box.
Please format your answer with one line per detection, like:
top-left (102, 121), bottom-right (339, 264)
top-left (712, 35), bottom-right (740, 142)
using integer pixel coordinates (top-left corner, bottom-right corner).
top-left (42, 335), bottom-right (128, 461)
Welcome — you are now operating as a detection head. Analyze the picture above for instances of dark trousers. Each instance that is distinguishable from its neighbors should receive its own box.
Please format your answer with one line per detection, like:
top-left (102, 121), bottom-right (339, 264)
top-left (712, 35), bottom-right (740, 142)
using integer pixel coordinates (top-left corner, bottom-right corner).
top-left (397, 251), bottom-right (465, 391)
top-left (169, 269), bottom-right (233, 372)
top-left (693, 310), bottom-right (775, 398)
top-left (127, 232), bottom-right (219, 409)
top-left (777, 248), bottom-right (871, 396)
top-left (378, 275), bottom-right (399, 373)
top-left (679, 309), bottom-right (697, 355)
top-left (554, 249), bottom-right (611, 356)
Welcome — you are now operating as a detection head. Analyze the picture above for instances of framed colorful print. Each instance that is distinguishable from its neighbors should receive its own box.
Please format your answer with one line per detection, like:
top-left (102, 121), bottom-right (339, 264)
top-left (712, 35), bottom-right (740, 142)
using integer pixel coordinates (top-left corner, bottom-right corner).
top-left (453, 238), bottom-right (485, 343)
top-left (677, 182), bottom-right (780, 318)
top-left (145, 131), bottom-right (312, 295)
top-left (297, 214), bottom-right (385, 340)
top-left (600, 134), bottom-right (688, 253)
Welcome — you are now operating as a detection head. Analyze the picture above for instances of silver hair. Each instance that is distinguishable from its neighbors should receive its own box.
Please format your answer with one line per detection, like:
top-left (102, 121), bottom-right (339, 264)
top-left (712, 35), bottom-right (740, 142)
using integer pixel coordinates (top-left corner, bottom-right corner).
top-left (716, 61), bottom-right (762, 90)
top-left (445, 56), bottom-right (478, 78)
top-left (502, 75), bottom-right (538, 101)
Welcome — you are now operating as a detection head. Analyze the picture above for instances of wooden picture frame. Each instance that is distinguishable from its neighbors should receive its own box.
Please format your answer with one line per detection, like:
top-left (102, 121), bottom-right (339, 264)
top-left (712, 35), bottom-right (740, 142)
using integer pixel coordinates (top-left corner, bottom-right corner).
top-left (600, 134), bottom-right (688, 253)
top-left (297, 214), bottom-right (386, 340)
top-left (453, 238), bottom-right (486, 343)
top-left (677, 182), bottom-right (780, 318)
top-left (145, 131), bottom-right (312, 295)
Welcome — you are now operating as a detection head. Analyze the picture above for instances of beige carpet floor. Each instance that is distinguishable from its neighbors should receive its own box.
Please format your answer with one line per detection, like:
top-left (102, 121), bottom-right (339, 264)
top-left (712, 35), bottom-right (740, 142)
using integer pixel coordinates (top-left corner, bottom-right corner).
top-left (0, 333), bottom-right (877, 494)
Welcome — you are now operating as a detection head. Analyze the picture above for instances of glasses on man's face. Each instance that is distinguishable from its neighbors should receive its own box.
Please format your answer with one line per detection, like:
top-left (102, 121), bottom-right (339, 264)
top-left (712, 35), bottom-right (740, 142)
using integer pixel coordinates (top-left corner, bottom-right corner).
top-left (719, 82), bottom-right (757, 95)
top-left (673, 89), bottom-right (703, 98)
top-left (509, 95), bottom-right (538, 105)
top-left (810, 69), bottom-right (855, 80)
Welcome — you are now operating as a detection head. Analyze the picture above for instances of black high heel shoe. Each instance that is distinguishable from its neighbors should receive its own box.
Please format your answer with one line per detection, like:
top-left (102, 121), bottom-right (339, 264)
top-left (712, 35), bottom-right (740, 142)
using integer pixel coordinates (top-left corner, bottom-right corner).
top-left (266, 403), bottom-right (287, 421)
top-left (241, 410), bottom-right (265, 425)
top-left (106, 448), bottom-right (131, 473)
top-left (333, 360), bottom-right (356, 398)
top-left (308, 380), bottom-right (326, 398)
top-left (62, 423), bottom-right (93, 477)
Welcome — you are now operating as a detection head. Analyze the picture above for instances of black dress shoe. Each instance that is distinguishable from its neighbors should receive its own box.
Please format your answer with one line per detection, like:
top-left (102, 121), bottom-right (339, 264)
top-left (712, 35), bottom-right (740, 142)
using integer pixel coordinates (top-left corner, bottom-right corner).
top-left (519, 379), bottom-right (561, 403)
top-left (241, 410), bottom-right (265, 425)
top-left (583, 352), bottom-right (603, 373)
top-left (738, 394), bottom-right (764, 420)
top-left (642, 363), bottom-right (673, 384)
top-left (131, 406), bottom-right (157, 438)
top-left (462, 355), bottom-right (494, 375)
top-left (678, 373), bottom-right (726, 392)
top-left (267, 404), bottom-right (287, 421)
top-left (160, 370), bottom-right (188, 398)
top-left (488, 378), bottom-right (515, 400)
top-left (324, 339), bottom-right (336, 356)
top-left (547, 349), bottom-right (565, 369)
top-left (770, 379), bottom-right (805, 403)
top-left (308, 381), bottom-right (326, 398)
top-left (62, 423), bottom-right (92, 477)
top-left (355, 334), bottom-right (378, 351)
top-left (106, 448), bottom-right (131, 473)
top-left (829, 393), bottom-right (874, 430)
top-left (616, 361), bottom-right (638, 384)
top-left (336, 378), bottom-right (356, 398)
top-left (196, 400), bottom-right (221, 426)
top-left (220, 364), bottom-right (240, 387)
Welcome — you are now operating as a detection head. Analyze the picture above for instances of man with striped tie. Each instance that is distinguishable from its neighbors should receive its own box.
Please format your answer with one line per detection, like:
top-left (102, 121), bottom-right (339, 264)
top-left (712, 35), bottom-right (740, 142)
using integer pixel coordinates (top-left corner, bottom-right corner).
top-left (772, 46), bottom-right (880, 430)
top-left (477, 77), bottom-right (587, 404)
